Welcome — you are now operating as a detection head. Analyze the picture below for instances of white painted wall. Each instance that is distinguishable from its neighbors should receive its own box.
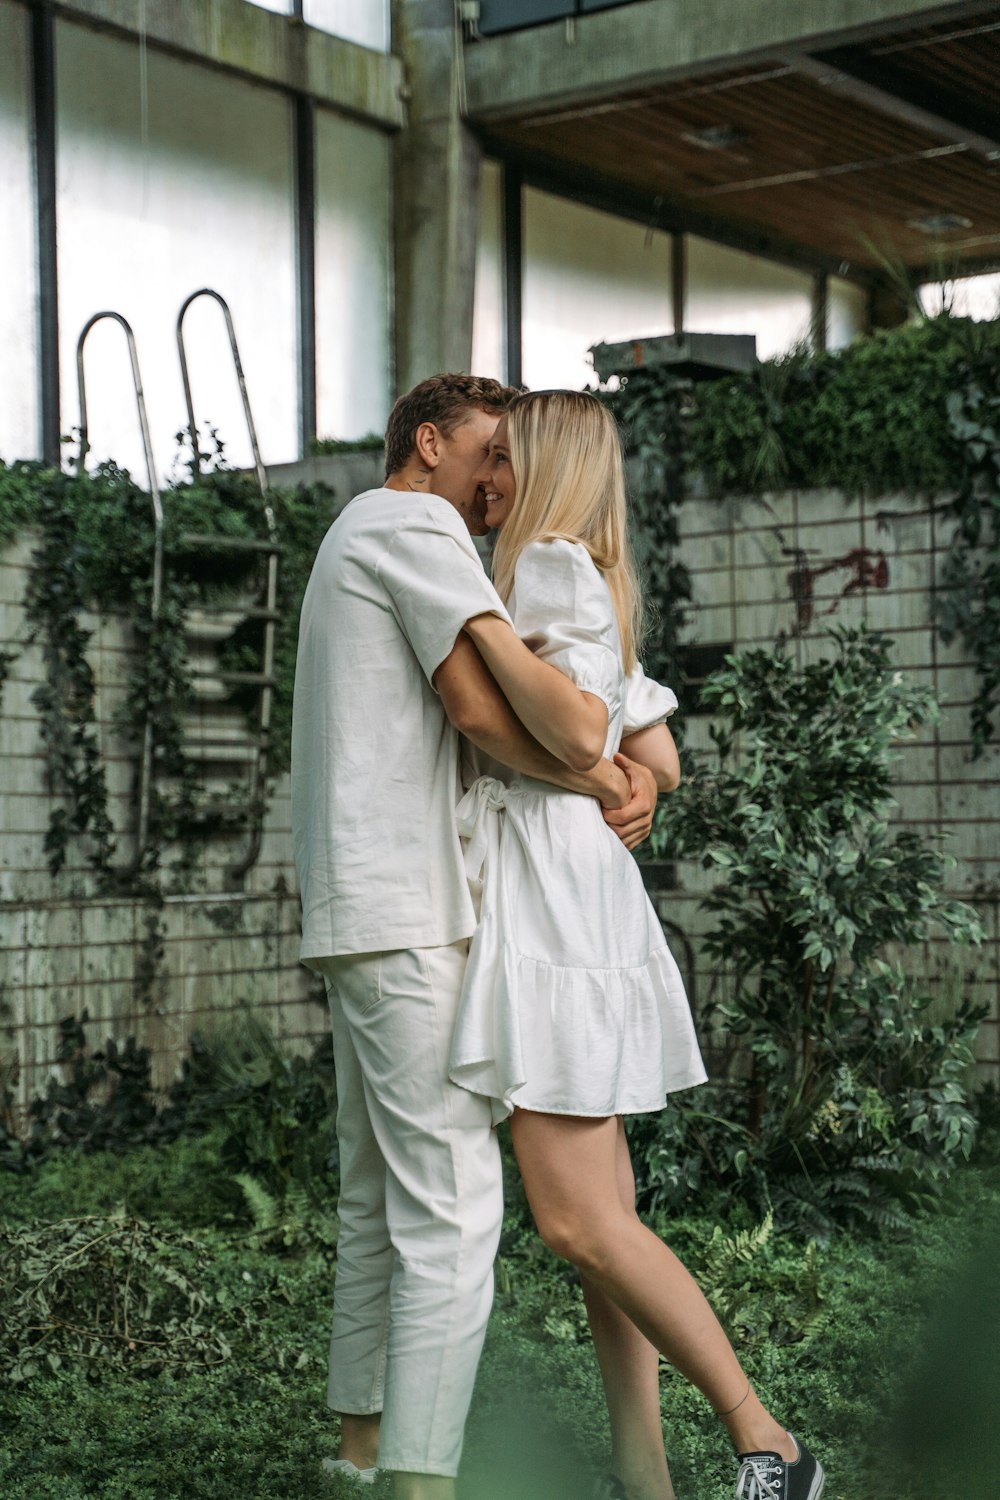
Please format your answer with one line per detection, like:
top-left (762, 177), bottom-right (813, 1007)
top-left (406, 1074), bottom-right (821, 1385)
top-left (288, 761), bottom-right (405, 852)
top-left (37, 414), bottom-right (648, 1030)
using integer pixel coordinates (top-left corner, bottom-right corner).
top-left (246, 0), bottom-right (391, 50)
top-left (0, 0), bottom-right (39, 462)
top-left (829, 275), bottom-right (868, 349)
top-left (920, 272), bottom-right (1000, 321)
top-left (56, 22), bottom-right (300, 483)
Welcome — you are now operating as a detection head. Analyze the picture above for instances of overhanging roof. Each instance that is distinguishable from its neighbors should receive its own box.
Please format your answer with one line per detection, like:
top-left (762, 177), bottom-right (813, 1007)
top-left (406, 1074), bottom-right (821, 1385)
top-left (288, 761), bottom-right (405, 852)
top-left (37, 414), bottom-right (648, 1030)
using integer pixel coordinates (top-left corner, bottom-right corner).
top-left (464, 0), bottom-right (1000, 278)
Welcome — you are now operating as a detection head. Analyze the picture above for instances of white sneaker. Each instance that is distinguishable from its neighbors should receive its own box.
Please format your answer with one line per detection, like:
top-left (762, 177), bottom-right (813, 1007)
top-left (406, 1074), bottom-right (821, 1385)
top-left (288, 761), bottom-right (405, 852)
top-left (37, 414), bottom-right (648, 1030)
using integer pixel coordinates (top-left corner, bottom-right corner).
top-left (322, 1456), bottom-right (379, 1486)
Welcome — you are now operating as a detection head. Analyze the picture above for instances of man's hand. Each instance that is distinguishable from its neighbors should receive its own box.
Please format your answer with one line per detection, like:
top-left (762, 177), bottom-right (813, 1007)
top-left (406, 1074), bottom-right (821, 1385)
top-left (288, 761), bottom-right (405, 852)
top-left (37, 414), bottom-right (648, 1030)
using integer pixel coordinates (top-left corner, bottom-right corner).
top-left (590, 758), bottom-right (631, 811)
top-left (603, 753), bottom-right (658, 851)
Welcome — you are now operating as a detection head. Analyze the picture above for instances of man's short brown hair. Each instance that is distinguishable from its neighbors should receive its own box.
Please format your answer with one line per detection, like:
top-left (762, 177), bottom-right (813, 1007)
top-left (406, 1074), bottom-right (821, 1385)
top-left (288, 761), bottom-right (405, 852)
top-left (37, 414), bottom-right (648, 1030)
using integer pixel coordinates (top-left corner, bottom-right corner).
top-left (383, 374), bottom-right (520, 478)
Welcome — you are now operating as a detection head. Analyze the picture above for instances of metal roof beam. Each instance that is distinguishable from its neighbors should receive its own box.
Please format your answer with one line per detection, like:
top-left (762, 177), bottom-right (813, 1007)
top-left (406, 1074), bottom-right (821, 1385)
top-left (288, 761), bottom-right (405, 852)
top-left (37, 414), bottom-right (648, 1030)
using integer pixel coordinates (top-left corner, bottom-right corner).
top-left (788, 44), bottom-right (1000, 159)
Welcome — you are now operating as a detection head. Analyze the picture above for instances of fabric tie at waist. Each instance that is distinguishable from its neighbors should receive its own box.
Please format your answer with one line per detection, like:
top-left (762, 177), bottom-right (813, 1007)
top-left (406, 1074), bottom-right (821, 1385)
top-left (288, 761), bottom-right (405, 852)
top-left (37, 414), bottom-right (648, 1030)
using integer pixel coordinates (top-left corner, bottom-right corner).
top-left (455, 776), bottom-right (507, 913)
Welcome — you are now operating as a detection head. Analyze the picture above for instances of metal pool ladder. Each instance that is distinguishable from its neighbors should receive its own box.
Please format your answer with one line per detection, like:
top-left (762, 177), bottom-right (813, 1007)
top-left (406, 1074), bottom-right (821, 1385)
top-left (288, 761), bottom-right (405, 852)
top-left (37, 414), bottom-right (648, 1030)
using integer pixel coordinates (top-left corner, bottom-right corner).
top-left (175, 287), bottom-right (281, 887)
top-left (74, 293), bottom-right (280, 887)
top-left (76, 310), bottom-right (163, 879)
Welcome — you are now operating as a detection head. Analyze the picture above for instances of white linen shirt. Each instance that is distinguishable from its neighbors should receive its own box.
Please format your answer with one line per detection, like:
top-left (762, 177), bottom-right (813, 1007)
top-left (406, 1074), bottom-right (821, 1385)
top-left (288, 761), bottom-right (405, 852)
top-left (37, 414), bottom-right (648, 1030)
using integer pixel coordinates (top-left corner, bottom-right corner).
top-left (291, 487), bottom-right (511, 963)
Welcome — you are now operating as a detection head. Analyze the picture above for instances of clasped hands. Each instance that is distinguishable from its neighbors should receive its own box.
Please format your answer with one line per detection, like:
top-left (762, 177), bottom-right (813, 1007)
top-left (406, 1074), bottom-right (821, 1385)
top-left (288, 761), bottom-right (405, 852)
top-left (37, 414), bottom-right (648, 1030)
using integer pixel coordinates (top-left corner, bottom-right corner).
top-left (602, 753), bottom-right (658, 853)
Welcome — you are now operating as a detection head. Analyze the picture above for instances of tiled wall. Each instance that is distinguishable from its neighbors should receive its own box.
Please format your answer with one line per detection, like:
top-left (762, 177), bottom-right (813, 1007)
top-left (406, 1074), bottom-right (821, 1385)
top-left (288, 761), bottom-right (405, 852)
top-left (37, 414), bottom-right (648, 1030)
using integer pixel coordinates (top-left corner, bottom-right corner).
top-left (2, 471), bottom-right (997, 1109)
top-left (0, 524), bottom-right (326, 1104)
top-left (0, 451), bottom-right (386, 1107)
top-left (652, 484), bottom-right (999, 1077)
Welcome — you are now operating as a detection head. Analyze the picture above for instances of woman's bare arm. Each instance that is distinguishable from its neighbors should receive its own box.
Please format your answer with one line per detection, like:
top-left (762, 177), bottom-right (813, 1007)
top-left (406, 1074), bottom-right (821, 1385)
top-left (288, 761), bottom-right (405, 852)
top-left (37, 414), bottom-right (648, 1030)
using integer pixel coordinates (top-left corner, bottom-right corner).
top-left (434, 634), bottom-right (628, 809)
top-left (618, 723), bottom-right (681, 793)
top-left (463, 612), bottom-right (608, 772)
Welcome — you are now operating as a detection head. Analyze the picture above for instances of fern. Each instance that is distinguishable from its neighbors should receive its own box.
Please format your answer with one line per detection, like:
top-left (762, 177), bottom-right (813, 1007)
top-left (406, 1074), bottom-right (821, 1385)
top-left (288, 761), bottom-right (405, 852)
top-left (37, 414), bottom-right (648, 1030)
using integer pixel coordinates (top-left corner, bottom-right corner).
top-left (234, 1173), bottom-right (279, 1233)
top-left (702, 1212), bottom-right (773, 1326)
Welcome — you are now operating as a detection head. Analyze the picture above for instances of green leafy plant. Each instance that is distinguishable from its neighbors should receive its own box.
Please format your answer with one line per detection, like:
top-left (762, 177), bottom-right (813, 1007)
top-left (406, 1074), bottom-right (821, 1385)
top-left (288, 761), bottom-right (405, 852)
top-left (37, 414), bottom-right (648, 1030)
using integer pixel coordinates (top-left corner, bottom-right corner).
top-left (637, 627), bottom-right (984, 1230)
top-left (685, 315), bottom-right (1000, 498)
top-left (234, 1173), bottom-right (339, 1254)
top-left (3, 1012), bottom-right (338, 1227)
top-left (167, 1010), bottom-right (338, 1205)
top-left (0, 1210), bottom-right (264, 1383)
top-left (310, 432), bottom-right (384, 455)
top-left (21, 1014), bottom-right (161, 1159)
top-left (599, 314), bottom-right (1000, 751)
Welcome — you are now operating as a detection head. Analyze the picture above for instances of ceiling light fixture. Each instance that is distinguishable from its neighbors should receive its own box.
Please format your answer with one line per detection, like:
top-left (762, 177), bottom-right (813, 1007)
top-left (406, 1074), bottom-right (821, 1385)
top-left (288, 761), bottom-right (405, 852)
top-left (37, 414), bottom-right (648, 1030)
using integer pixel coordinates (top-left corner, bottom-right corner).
top-left (683, 125), bottom-right (749, 150)
top-left (909, 212), bottom-right (973, 233)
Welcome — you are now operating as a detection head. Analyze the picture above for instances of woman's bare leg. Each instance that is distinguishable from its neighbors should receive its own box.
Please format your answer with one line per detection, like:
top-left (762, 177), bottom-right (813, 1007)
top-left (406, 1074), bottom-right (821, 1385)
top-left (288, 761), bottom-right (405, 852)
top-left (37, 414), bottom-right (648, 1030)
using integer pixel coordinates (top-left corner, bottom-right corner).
top-left (510, 1110), bottom-right (795, 1462)
top-left (580, 1118), bottom-right (675, 1499)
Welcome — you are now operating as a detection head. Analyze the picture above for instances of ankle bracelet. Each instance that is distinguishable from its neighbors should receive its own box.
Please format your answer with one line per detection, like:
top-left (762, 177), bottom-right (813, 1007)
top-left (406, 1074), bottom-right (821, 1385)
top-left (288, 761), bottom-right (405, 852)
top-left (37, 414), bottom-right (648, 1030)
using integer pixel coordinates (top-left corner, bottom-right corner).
top-left (715, 1381), bottom-right (752, 1417)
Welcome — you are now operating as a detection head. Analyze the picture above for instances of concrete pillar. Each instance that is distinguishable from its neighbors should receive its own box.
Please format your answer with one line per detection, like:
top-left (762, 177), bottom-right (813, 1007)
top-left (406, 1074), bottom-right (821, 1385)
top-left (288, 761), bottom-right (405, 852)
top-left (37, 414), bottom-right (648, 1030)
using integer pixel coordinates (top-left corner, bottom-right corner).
top-left (393, 0), bottom-right (482, 394)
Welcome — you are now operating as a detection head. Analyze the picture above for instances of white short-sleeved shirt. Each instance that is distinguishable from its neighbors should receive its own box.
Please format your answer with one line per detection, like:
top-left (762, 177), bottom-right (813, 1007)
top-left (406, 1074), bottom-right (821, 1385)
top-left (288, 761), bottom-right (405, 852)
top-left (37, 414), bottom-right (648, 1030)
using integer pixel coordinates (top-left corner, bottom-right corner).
top-left (291, 487), bottom-right (511, 962)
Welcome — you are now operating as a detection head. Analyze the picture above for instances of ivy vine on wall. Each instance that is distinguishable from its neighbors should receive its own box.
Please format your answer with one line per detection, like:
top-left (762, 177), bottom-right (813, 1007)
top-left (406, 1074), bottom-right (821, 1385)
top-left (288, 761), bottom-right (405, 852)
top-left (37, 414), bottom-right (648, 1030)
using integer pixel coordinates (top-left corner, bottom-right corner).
top-left (0, 457), bottom-right (335, 889)
top-left (606, 313), bottom-right (1000, 753)
top-left (2, 312), bottom-right (998, 889)
top-left (603, 370), bottom-right (693, 692)
top-left (938, 344), bottom-right (1000, 752)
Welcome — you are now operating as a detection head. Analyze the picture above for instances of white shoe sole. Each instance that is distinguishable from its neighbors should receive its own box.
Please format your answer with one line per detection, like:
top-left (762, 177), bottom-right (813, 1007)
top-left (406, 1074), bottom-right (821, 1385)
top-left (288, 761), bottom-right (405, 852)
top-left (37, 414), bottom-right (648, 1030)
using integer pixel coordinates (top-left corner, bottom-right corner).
top-left (806, 1463), bottom-right (825, 1500)
top-left (322, 1457), bottom-right (378, 1485)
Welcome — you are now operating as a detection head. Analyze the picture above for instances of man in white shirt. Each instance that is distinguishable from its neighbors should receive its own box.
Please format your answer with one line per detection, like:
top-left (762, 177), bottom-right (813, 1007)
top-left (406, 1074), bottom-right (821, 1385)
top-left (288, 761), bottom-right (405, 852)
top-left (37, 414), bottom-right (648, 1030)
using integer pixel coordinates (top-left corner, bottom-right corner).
top-left (292, 376), bottom-right (658, 1500)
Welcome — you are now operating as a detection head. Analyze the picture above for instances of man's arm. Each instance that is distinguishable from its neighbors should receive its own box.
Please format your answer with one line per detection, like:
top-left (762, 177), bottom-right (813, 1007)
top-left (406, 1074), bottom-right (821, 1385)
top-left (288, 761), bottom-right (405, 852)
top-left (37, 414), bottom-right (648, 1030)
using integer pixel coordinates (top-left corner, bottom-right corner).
top-left (434, 634), bottom-right (628, 809)
top-left (463, 612), bottom-right (609, 772)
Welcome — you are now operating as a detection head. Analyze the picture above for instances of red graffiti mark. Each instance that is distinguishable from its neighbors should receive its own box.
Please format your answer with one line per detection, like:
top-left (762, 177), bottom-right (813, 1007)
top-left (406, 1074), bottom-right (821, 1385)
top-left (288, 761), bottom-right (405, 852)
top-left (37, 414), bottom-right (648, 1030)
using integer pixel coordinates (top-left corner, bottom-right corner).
top-left (786, 547), bottom-right (889, 633)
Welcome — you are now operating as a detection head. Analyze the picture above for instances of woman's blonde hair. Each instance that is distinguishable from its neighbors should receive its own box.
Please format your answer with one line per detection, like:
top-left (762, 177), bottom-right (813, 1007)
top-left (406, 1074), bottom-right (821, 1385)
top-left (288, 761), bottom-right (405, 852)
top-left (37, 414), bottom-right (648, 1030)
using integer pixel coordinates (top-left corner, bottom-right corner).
top-left (491, 389), bottom-right (644, 673)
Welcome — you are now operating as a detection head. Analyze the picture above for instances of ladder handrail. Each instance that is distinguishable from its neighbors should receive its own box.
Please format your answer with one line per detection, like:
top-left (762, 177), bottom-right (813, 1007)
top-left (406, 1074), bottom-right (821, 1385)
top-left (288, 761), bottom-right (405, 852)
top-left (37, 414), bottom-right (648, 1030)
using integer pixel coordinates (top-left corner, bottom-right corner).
top-left (175, 287), bottom-right (275, 536)
top-left (76, 310), bottom-right (162, 873)
top-left (175, 287), bottom-right (277, 886)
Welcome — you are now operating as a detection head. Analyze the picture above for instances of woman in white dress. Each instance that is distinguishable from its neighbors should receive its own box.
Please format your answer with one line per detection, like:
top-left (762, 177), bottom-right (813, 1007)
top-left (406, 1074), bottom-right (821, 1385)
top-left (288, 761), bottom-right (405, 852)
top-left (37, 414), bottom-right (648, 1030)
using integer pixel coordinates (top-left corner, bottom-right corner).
top-left (449, 391), bottom-right (824, 1500)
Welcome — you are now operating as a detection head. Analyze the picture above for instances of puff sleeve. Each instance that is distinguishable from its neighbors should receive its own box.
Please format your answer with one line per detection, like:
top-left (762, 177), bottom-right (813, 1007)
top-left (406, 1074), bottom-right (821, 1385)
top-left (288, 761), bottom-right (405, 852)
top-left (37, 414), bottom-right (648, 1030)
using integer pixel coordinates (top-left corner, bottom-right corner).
top-left (511, 538), bottom-right (623, 719)
top-left (622, 661), bottom-right (678, 734)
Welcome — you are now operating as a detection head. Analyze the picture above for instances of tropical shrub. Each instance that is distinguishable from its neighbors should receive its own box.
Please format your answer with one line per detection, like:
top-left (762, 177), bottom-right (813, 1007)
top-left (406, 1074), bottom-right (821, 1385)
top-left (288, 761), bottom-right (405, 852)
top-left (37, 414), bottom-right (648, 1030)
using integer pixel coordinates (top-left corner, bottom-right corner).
top-left (632, 627), bottom-right (984, 1230)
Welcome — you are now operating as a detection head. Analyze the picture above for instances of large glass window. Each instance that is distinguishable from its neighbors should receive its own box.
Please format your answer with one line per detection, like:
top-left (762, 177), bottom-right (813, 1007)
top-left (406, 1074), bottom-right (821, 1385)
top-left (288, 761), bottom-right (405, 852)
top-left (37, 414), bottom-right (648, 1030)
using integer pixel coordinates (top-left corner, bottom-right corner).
top-left (56, 22), bottom-right (299, 483)
top-left (919, 272), bottom-right (1000, 321)
top-left (304, 1), bottom-right (391, 51)
top-left (0, 0), bottom-right (39, 462)
top-left (314, 109), bottom-right (392, 440)
top-left (471, 159), bottom-right (504, 382)
top-left (685, 237), bottom-right (813, 361)
top-left (522, 187), bottom-right (673, 390)
top-left (829, 276), bottom-right (867, 350)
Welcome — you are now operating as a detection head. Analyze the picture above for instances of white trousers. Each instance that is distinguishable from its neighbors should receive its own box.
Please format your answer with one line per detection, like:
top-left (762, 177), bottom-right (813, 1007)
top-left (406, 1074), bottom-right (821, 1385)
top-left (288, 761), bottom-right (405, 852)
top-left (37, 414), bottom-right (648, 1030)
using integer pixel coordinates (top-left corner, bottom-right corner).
top-left (314, 942), bottom-right (503, 1477)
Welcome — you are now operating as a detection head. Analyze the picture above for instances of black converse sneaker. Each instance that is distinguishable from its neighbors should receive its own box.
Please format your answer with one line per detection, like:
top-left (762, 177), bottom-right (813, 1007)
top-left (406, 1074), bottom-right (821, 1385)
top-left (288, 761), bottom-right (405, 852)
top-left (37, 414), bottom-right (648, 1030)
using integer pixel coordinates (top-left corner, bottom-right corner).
top-left (734, 1434), bottom-right (825, 1500)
